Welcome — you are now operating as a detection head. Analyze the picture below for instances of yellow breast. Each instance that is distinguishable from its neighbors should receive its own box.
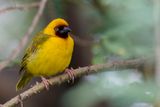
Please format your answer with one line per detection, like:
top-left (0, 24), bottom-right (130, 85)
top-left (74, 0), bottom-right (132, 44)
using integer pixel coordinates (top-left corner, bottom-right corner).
top-left (27, 36), bottom-right (74, 76)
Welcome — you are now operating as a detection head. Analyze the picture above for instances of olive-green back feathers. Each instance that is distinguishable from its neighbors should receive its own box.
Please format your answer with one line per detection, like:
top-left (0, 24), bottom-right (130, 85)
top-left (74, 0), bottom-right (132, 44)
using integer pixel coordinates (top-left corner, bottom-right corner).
top-left (16, 32), bottom-right (50, 90)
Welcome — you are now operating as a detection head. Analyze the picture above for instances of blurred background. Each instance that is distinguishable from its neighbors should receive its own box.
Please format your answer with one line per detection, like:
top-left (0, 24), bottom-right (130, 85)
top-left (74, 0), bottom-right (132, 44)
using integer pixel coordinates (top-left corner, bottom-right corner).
top-left (0, 0), bottom-right (159, 107)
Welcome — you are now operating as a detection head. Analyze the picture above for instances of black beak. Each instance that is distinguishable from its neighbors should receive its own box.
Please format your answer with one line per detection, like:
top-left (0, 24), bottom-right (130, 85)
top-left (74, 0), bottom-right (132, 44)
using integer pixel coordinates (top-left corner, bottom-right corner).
top-left (63, 26), bottom-right (71, 33)
top-left (58, 26), bottom-right (71, 36)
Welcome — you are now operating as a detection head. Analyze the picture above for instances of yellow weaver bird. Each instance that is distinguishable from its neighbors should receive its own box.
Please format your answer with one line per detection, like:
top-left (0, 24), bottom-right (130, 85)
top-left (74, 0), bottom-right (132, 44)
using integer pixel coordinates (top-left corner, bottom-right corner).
top-left (16, 18), bottom-right (74, 90)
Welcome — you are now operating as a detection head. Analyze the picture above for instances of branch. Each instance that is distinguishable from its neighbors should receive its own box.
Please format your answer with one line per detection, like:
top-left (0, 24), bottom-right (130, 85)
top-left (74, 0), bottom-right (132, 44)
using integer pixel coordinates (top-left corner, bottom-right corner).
top-left (2, 58), bottom-right (145, 107)
top-left (0, 0), bottom-right (47, 72)
top-left (0, 2), bottom-right (40, 14)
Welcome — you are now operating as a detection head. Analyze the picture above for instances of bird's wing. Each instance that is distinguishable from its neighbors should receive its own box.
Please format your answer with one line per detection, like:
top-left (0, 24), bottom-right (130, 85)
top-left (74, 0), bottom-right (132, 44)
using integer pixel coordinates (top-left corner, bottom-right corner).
top-left (19, 32), bottom-right (50, 74)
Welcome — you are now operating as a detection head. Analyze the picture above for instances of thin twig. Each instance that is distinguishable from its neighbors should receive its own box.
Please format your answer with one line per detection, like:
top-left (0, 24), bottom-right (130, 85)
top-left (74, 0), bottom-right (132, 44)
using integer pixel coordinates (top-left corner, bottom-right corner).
top-left (0, 2), bottom-right (40, 14)
top-left (18, 95), bottom-right (23, 107)
top-left (0, 0), bottom-right (47, 72)
top-left (2, 58), bottom-right (145, 107)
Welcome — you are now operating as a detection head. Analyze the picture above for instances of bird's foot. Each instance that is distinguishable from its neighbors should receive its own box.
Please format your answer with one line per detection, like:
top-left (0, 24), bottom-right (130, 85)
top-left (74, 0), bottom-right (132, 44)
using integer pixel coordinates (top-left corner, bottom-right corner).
top-left (41, 76), bottom-right (51, 90)
top-left (65, 68), bottom-right (75, 83)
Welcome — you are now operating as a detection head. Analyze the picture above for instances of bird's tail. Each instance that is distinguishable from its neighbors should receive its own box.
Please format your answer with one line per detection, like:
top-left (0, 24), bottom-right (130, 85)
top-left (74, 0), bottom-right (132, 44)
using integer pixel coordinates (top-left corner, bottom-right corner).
top-left (16, 72), bottom-right (32, 91)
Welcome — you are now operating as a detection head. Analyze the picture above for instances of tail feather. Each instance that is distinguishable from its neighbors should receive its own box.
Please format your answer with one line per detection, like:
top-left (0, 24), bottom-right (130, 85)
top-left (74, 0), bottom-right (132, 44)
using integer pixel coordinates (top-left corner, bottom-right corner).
top-left (16, 72), bottom-right (32, 91)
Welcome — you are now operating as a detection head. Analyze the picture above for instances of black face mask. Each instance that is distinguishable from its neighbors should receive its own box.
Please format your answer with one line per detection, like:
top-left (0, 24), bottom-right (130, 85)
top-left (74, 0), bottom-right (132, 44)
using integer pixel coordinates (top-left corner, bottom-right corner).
top-left (55, 26), bottom-right (71, 38)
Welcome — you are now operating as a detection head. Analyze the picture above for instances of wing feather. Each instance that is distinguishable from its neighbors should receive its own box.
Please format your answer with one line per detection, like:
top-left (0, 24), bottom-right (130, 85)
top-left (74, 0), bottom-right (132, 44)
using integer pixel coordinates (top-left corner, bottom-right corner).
top-left (19, 32), bottom-right (50, 74)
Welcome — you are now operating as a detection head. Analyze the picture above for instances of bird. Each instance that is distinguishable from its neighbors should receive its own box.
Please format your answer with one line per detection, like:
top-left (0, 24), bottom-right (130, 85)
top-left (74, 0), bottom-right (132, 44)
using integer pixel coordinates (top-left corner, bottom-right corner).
top-left (16, 18), bottom-right (74, 90)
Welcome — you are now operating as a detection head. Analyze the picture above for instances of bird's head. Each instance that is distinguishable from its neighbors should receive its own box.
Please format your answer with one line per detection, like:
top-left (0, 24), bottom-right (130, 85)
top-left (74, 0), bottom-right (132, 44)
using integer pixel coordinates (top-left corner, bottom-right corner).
top-left (43, 18), bottom-right (71, 38)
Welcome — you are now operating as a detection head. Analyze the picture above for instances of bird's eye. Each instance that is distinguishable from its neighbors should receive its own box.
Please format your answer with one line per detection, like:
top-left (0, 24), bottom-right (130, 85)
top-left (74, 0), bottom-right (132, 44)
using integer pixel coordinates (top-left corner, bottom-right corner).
top-left (54, 26), bottom-right (64, 32)
top-left (58, 26), bottom-right (64, 30)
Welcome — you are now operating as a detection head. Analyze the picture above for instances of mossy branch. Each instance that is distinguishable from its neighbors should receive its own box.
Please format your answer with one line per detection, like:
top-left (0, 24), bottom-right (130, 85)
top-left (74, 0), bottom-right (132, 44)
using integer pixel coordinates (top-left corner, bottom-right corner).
top-left (2, 58), bottom-right (145, 107)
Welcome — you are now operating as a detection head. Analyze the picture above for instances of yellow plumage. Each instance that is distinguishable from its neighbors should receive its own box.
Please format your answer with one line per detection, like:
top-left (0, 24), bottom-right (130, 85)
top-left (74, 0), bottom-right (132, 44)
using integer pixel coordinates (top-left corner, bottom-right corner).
top-left (16, 18), bottom-right (74, 90)
top-left (27, 36), bottom-right (73, 76)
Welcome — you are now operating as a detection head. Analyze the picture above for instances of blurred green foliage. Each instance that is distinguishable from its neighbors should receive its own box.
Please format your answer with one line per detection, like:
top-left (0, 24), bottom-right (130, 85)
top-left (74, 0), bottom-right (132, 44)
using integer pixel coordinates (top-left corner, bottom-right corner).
top-left (62, 70), bottom-right (157, 107)
top-left (90, 0), bottom-right (154, 63)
